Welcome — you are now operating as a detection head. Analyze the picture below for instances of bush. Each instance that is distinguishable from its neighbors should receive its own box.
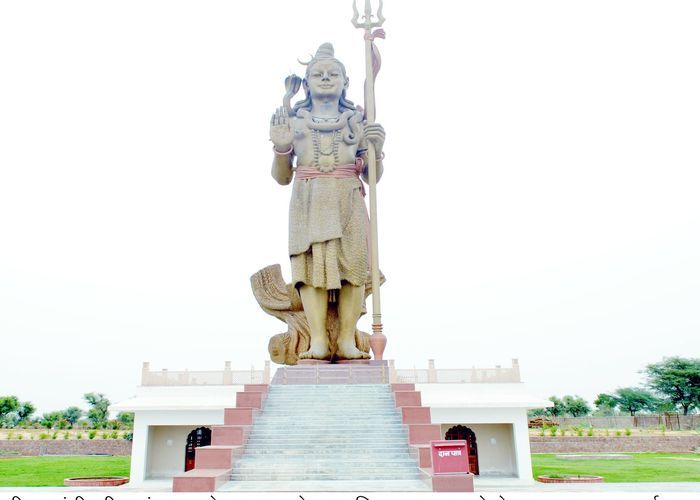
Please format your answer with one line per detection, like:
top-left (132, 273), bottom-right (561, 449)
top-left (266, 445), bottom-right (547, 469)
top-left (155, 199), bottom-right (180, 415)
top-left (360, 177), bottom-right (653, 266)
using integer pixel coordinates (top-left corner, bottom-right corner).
top-left (76, 432), bottom-right (83, 440)
top-left (587, 426), bottom-right (594, 437)
top-left (101, 432), bottom-right (109, 439)
top-left (123, 432), bottom-right (133, 441)
top-left (571, 425), bottom-right (584, 437)
top-left (624, 428), bottom-right (632, 436)
top-left (6, 432), bottom-right (14, 440)
top-left (560, 428), bottom-right (567, 436)
top-left (39, 433), bottom-right (49, 440)
top-left (110, 430), bottom-right (119, 439)
top-left (17, 434), bottom-right (23, 440)
top-left (88, 430), bottom-right (96, 440)
top-left (51, 431), bottom-right (58, 440)
top-left (549, 426), bottom-right (558, 437)
top-left (63, 432), bottom-right (70, 439)
top-left (615, 430), bottom-right (622, 436)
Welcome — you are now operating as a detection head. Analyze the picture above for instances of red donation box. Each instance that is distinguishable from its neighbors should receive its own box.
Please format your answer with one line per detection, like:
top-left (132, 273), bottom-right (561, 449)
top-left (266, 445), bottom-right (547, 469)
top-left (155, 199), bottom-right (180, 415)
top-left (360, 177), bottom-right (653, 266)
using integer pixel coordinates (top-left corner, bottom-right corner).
top-left (430, 440), bottom-right (469, 474)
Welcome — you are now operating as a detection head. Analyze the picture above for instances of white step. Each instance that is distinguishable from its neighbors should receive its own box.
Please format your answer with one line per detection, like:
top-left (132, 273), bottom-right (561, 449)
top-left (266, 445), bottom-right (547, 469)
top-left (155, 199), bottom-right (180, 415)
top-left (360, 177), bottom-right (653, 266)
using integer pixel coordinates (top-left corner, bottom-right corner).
top-left (228, 383), bottom-right (423, 485)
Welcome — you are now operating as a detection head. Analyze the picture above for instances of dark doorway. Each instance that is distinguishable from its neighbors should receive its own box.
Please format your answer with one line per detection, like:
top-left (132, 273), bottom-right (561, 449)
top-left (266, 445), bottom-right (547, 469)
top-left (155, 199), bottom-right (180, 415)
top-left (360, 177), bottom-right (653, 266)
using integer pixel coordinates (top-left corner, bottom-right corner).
top-left (184, 427), bottom-right (211, 471)
top-left (445, 425), bottom-right (479, 475)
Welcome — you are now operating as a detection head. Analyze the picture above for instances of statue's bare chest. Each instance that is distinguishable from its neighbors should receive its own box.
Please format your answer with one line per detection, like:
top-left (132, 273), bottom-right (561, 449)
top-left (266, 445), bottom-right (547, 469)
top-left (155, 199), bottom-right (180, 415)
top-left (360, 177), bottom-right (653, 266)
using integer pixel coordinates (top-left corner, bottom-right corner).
top-left (292, 117), bottom-right (359, 168)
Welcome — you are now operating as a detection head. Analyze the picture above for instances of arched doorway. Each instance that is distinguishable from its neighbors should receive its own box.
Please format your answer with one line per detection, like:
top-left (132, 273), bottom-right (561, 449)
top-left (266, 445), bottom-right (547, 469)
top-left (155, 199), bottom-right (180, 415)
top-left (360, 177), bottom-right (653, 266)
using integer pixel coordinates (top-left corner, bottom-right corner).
top-left (184, 427), bottom-right (211, 471)
top-left (445, 425), bottom-right (479, 475)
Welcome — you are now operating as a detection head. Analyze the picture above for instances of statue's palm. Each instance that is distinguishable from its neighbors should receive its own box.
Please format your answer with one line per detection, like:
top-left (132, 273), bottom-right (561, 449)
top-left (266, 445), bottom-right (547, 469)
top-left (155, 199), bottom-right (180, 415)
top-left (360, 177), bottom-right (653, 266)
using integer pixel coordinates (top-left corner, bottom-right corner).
top-left (270, 106), bottom-right (293, 149)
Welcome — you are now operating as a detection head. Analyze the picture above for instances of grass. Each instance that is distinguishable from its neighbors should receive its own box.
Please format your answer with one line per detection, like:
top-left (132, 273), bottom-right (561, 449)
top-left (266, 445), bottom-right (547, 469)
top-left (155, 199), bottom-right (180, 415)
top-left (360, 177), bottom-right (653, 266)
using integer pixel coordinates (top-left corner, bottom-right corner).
top-left (532, 453), bottom-right (700, 482)
top-left (0, 456), bottom-right (130, 486)
top-left (1, 453), bottom-right (699, 486)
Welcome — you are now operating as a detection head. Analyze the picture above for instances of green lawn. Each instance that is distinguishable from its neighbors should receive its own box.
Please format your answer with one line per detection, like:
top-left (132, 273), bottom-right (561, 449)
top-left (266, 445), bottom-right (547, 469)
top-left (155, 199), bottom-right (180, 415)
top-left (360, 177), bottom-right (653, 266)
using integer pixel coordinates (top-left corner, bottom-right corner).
top-left (0, 456), bottom-right (130, 486)
top-left (1, 454), bottom-right (699, 486)
top-left (532, 453), bottom-right (700, 482)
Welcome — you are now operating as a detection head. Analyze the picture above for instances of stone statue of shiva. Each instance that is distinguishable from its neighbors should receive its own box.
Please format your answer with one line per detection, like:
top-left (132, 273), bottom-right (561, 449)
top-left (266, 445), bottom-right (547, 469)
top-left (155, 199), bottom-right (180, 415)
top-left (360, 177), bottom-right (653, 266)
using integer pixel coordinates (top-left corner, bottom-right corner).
top-left (269, 43), bottom-right (385, 361)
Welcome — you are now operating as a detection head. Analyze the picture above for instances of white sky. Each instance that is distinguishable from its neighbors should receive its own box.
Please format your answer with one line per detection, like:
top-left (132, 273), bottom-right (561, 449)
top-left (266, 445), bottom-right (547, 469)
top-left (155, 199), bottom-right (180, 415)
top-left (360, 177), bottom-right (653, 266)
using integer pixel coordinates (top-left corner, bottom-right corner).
top-left (1, 0), bottom-right (699, 415)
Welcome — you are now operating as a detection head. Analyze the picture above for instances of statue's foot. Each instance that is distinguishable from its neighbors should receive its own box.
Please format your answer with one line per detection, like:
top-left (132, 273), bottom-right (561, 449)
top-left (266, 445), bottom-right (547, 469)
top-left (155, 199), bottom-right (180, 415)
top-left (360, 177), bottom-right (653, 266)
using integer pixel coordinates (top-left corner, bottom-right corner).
top-left (299, 340), bottom-right (331, 360)
top-left (336, 340), bottom-right (370, 360)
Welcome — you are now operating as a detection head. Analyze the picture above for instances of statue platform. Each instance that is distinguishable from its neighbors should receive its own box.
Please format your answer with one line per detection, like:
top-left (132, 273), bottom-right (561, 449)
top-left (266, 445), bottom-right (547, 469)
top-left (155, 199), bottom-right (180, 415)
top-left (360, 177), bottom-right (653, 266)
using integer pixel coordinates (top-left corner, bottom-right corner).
top-left (273, 361), bottom-right (389, 384)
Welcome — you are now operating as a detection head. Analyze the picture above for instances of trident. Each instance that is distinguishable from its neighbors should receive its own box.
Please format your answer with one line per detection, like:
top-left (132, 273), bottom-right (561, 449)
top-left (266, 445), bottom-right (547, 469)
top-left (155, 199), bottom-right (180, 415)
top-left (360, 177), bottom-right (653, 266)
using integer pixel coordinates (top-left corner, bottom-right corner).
top-left (352, 0), bottom-right (387, 359)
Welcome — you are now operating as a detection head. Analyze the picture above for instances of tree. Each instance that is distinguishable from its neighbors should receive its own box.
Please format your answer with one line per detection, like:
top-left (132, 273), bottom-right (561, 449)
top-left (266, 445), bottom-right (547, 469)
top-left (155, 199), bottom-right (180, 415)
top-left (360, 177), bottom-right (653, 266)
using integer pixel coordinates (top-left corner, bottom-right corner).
top-left (645, 357), bottom-right (700, 415)
top-left (546, 396), bottom-right (566, 417)
top-left (40, 411), bottom-right (63, 429)
top-left (0, 396), bottom-right (20, 427)
top-left (563, 395), bottom-right (592, 417)
top-left (528, 408), bottom-right (547, 418)
top-left (594, 393), bottom-right (618, 415)
top-left (17, 401), bottom-right (36, 421)
top-left (654, 399), bottom-right (678, 413)
top-left (0, 396), bottom-right (19, 418)
top-left (598, 387), bottom-right (659, 416)
top-left (84, 392), bottom-right (110, 428)
top-left (116, 412), bottom-right (134, 427)
top-left (62, 406), bottom-right (83, 426)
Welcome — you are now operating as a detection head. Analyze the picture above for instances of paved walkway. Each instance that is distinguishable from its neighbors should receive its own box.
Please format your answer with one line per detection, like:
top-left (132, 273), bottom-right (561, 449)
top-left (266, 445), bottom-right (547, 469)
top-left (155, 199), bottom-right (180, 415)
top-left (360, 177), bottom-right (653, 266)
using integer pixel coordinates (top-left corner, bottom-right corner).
top-left (476, 479), bottom-right (700, 492)
top-left (1, 480), bottom-right (699, 493)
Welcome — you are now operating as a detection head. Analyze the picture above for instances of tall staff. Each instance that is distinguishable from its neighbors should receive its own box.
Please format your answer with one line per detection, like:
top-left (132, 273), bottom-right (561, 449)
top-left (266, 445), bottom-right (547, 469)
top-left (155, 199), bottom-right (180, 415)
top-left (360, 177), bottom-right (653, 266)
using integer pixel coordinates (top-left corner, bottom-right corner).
top-left (352, 0), bottom-right (386, 358)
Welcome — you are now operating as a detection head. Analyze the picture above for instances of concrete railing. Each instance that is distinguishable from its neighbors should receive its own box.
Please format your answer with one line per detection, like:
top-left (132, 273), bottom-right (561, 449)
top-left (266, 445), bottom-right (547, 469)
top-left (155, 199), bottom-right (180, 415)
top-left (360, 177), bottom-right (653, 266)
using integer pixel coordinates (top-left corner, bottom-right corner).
top-left (141, 358), bottom-right (521, 386)
top-left (141, 361), bottom-right (271, 386)
top-left (391, 358), bottom-right (521, 384)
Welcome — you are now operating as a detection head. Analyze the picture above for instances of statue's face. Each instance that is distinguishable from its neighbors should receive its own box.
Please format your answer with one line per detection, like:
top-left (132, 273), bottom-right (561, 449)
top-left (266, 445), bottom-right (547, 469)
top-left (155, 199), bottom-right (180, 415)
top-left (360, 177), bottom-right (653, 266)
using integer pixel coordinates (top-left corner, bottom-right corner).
top-left (306, 60), bottom-right (348, 101)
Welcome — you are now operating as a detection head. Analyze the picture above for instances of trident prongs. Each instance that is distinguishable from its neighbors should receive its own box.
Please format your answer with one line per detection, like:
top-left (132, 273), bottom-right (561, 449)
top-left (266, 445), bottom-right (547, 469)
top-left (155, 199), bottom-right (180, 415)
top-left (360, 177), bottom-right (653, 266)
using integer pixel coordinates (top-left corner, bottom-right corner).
top-left (352, 0), bottom-right (385, 30)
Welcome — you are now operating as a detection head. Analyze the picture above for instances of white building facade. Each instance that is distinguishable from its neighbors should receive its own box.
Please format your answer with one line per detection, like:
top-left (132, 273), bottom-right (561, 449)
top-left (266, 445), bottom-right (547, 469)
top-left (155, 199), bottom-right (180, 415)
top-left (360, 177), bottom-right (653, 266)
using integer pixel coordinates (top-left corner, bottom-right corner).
top-left (112, 359), bottom-right (549, 487)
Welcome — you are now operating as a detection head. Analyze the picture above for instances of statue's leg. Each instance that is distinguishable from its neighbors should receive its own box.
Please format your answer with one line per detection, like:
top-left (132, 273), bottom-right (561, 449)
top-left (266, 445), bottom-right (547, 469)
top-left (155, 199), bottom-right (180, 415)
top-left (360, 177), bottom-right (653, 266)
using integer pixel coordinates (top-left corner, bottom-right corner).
top-left (298, 285), bottom-right (331, 360)
top-left (336, 283), bottom-right (370, 359)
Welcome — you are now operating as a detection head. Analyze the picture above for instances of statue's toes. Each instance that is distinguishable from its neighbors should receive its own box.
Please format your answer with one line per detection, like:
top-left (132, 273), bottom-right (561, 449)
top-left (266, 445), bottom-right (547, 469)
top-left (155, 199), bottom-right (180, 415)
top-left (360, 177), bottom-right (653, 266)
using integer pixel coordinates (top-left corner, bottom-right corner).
top-left (338, 347), bottom-right (370, 360)
top-left (299, 348), bottom-right (330, 360)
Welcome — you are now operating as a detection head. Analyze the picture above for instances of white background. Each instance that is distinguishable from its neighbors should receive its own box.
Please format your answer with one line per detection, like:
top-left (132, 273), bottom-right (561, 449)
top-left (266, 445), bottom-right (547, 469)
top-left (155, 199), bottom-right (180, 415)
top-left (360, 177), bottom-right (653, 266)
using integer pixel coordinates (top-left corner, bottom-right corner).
top-left (1, 0), bottom-right (699, 414)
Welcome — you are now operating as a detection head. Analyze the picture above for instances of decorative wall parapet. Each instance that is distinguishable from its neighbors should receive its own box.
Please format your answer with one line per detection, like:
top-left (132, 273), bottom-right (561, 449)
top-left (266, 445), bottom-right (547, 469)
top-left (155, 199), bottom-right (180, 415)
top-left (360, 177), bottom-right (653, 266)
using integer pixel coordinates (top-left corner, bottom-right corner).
top-left (394, 358), bottom-right (521, 384)
top-left (141, 361), bottom-right (271, 386)
top-left (140, 358), bottom-right (521, 386)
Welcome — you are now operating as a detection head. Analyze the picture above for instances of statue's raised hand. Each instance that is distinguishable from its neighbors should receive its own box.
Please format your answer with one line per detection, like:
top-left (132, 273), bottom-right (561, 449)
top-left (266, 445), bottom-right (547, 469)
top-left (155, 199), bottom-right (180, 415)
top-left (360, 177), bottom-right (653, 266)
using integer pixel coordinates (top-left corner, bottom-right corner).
top-left (364, 122), bottom-right (386, 154)
top-left (270, 106), bottom-right (293, 151)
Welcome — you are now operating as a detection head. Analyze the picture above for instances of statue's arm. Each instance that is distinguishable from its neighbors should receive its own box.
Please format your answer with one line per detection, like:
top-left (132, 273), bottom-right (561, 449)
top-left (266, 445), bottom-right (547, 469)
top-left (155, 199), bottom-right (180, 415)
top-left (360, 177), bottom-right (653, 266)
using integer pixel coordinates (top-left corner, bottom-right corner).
top-left (360, 122), bottom-right (385, 183)
top-left (270, 107), bottom-right (294, 185)
top-left (271, 149), bottom-right (294, 185)
top-left (359, 152), bottom-right (384, 184)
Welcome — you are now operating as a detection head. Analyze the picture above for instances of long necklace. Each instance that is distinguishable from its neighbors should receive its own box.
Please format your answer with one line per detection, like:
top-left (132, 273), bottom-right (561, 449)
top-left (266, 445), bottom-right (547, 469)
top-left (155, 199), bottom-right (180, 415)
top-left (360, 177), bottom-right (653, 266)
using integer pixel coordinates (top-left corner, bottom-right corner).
top-left (312, 129), bottom-right (340, 172)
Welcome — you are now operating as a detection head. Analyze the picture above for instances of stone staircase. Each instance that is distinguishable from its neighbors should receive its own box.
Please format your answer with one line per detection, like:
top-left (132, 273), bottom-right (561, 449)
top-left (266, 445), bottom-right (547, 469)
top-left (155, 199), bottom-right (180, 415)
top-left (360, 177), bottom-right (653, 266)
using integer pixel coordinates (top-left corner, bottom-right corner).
top-left (172, 366), bottom-right (473, 492)
top-left (221, 383), bottom-right (429, 490)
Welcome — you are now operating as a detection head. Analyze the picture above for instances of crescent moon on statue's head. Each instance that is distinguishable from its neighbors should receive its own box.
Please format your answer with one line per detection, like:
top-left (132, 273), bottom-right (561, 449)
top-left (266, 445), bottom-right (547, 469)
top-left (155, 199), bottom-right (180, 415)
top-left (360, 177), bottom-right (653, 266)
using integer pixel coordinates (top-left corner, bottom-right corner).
top-left (297, 54), bottom-right (314, 66)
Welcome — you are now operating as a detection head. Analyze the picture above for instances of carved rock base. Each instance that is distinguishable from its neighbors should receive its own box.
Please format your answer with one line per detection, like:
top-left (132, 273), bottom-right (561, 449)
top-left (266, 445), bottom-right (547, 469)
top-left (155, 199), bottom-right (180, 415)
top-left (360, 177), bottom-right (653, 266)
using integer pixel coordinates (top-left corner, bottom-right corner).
top-left (251, 264), bottom-right (376, 365)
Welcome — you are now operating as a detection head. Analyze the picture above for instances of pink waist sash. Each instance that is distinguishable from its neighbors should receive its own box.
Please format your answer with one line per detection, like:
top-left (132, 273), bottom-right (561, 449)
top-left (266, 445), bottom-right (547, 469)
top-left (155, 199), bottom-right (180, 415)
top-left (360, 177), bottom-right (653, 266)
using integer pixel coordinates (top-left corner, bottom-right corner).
top-left (295, 160), bottom-right (365, 196)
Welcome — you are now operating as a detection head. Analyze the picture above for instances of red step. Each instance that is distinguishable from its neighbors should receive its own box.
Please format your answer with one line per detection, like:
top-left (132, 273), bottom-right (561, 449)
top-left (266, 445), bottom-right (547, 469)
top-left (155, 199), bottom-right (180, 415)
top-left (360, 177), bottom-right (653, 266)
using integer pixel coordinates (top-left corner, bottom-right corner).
top-left (408, 423), bottom-right (441, 444)
top-left (394, 390), bottom-right (422, 407)
top-left (224, 407), bottom-right (256, 425)
top-left (211, 425), bottom-right (248, 446)
top-left (401, 406), bottom-right (431, 424)
top-left (172, 468), bottom-right (230, 492)
top-left (194, 445), bottom-right (243, 469)
top-left (236, 391), bottom-right (265, 408)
